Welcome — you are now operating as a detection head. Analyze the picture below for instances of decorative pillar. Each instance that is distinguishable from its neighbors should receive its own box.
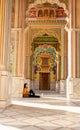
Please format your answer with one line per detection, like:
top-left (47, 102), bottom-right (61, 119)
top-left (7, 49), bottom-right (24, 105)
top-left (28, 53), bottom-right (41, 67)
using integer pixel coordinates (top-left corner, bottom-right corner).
top-left (0, 0), bottom-right (12, 108)
top-left (66, 29), bottom-right (72, 98)
top-left (71, 0), bottom-right (80, 98)
top-left (59, 26), bottom-right (67, 94)
top-left (11, 0), bottom-right (27, 98)
top-left (57, 60), bottom-right (59, 81)
top-left (66, 0), bottom-right (75, 99)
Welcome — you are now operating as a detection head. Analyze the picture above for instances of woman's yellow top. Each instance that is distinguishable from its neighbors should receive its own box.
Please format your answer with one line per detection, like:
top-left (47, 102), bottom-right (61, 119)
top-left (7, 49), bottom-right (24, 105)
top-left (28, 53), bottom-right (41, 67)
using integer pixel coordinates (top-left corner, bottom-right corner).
top-left (23, 87), bottom-right (29, 95)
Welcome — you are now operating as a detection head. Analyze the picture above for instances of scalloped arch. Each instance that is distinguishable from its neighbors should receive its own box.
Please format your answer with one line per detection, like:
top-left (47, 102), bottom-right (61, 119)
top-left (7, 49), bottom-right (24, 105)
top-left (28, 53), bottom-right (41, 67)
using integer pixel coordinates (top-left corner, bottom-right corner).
top-left (27, 0), bottom-right (68, 15)
top-left (33, 46), bottom-right (59, 66)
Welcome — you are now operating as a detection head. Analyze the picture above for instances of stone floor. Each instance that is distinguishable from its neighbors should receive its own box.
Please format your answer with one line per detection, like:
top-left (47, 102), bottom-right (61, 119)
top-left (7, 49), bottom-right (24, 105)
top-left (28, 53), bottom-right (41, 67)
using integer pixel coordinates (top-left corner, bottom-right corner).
top-left (0, 94), bottom-right (80, 130)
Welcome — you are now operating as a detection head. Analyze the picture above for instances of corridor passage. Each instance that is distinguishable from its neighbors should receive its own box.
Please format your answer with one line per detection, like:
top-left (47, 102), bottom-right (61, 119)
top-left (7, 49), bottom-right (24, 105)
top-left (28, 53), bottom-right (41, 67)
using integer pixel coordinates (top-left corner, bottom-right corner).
top-left (0, 95), bottom-right (80, 130)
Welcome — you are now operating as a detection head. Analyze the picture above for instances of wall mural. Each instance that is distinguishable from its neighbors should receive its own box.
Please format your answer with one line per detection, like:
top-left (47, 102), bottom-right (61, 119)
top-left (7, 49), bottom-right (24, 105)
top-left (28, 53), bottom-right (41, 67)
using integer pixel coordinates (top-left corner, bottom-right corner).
top-left (26, 0), bottom-right (68, 16)
top-left (26, 2), bottom-right (67, 21)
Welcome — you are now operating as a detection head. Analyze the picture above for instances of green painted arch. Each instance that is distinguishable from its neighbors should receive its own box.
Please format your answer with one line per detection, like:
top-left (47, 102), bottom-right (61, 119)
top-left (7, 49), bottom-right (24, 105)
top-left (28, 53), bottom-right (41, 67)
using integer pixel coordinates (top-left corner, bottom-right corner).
top-left (32, 33), bottom-right (60, 52)
top-left (33, 33), bottom-right (59, 43)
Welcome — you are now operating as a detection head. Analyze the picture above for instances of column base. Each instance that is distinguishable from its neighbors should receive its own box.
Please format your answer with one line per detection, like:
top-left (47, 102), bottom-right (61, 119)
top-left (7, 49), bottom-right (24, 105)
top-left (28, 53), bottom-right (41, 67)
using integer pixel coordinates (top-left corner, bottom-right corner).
top-left (71, 78), bottom-right (80, 98)
top-left (56, 81), bottom-right (60, 93)
top-left (0, 71), bottom-right (11, 108)
top-left (66, 78), bottom-right (80, 99)
top-left (59, 80), bottom-right (66, 94)
top-left (11, 77), bottom-right (26, 98)
top-left (0, 99), bottom-right (11, 108)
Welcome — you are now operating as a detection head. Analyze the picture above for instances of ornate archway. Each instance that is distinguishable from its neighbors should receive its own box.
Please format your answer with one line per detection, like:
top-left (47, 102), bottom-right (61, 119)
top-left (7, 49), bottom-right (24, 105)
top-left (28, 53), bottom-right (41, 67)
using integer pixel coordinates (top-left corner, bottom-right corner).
top-left (24, 0), bottom-right (68, 91)
top-left (31, 34), bottom-right (61, 90)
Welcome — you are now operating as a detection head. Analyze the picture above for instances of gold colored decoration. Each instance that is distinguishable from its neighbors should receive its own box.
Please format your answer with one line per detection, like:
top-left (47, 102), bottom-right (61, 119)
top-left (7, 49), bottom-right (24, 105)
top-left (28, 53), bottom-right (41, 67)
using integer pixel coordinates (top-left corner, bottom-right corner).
top-left (34, 51), bottom-right (56, 80)
top-left (26, 1), bottom-right (68, 81)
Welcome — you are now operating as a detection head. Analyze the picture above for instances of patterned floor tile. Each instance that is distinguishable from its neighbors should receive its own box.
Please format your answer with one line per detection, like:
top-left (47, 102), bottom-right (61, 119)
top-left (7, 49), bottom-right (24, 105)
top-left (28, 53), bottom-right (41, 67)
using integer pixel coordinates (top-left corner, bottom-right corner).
top-left (36, 122), bottom-right (61, 130)
top-left (57, 128), bottom-right (73, 130)
top-left (52, 119), bottom-right (73, 127)
top-left (69, 124), bottom-right (80, 130)
top-left (0, 97), bottom-right (80, 130)
top-left (22, 126), bottom-right (42, 130)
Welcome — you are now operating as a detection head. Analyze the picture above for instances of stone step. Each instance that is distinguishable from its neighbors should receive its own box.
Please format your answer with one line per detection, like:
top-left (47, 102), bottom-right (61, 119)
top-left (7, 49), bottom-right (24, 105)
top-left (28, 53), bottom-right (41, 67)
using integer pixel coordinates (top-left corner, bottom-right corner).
top-left (34, 90), bottom-right (65, 97)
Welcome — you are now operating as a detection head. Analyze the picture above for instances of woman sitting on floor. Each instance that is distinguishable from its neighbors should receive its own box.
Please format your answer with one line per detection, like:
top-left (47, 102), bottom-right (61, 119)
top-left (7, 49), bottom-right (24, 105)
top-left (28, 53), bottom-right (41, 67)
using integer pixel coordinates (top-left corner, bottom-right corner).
top-left (23, 83), bottom-right (40, 98)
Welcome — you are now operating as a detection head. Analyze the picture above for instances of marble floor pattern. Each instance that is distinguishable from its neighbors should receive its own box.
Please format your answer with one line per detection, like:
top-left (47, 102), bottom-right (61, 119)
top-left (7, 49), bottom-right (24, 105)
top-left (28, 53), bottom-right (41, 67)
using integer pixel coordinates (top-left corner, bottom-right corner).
top-left (0, 94), bottom-right (80, 130)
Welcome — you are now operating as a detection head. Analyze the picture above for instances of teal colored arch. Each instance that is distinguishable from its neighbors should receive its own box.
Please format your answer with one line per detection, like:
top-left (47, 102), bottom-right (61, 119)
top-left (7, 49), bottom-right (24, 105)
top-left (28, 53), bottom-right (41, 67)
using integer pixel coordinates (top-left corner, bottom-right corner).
top-left (33, 47), bottom-right (58, 66)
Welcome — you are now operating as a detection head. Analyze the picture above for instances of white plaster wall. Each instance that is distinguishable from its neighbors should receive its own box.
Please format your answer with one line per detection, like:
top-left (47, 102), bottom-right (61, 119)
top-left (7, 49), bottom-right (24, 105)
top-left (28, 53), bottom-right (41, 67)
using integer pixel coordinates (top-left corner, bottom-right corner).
top-left (11, 77), bottom-right (25, 98)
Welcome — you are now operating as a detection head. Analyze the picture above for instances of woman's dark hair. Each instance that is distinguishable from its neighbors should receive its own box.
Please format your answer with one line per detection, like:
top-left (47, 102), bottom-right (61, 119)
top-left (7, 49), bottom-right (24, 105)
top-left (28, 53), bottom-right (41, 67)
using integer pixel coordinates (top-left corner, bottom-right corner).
top-left (24, 83), bottom-right (27, 88)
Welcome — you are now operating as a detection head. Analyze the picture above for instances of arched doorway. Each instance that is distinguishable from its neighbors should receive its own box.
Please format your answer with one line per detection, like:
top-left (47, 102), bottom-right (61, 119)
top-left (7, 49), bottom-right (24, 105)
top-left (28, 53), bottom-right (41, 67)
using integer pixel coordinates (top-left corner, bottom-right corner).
top-left (24, 1), bottom-right (68, 93)
top-left (31, 34), bottom-right (61, 91)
